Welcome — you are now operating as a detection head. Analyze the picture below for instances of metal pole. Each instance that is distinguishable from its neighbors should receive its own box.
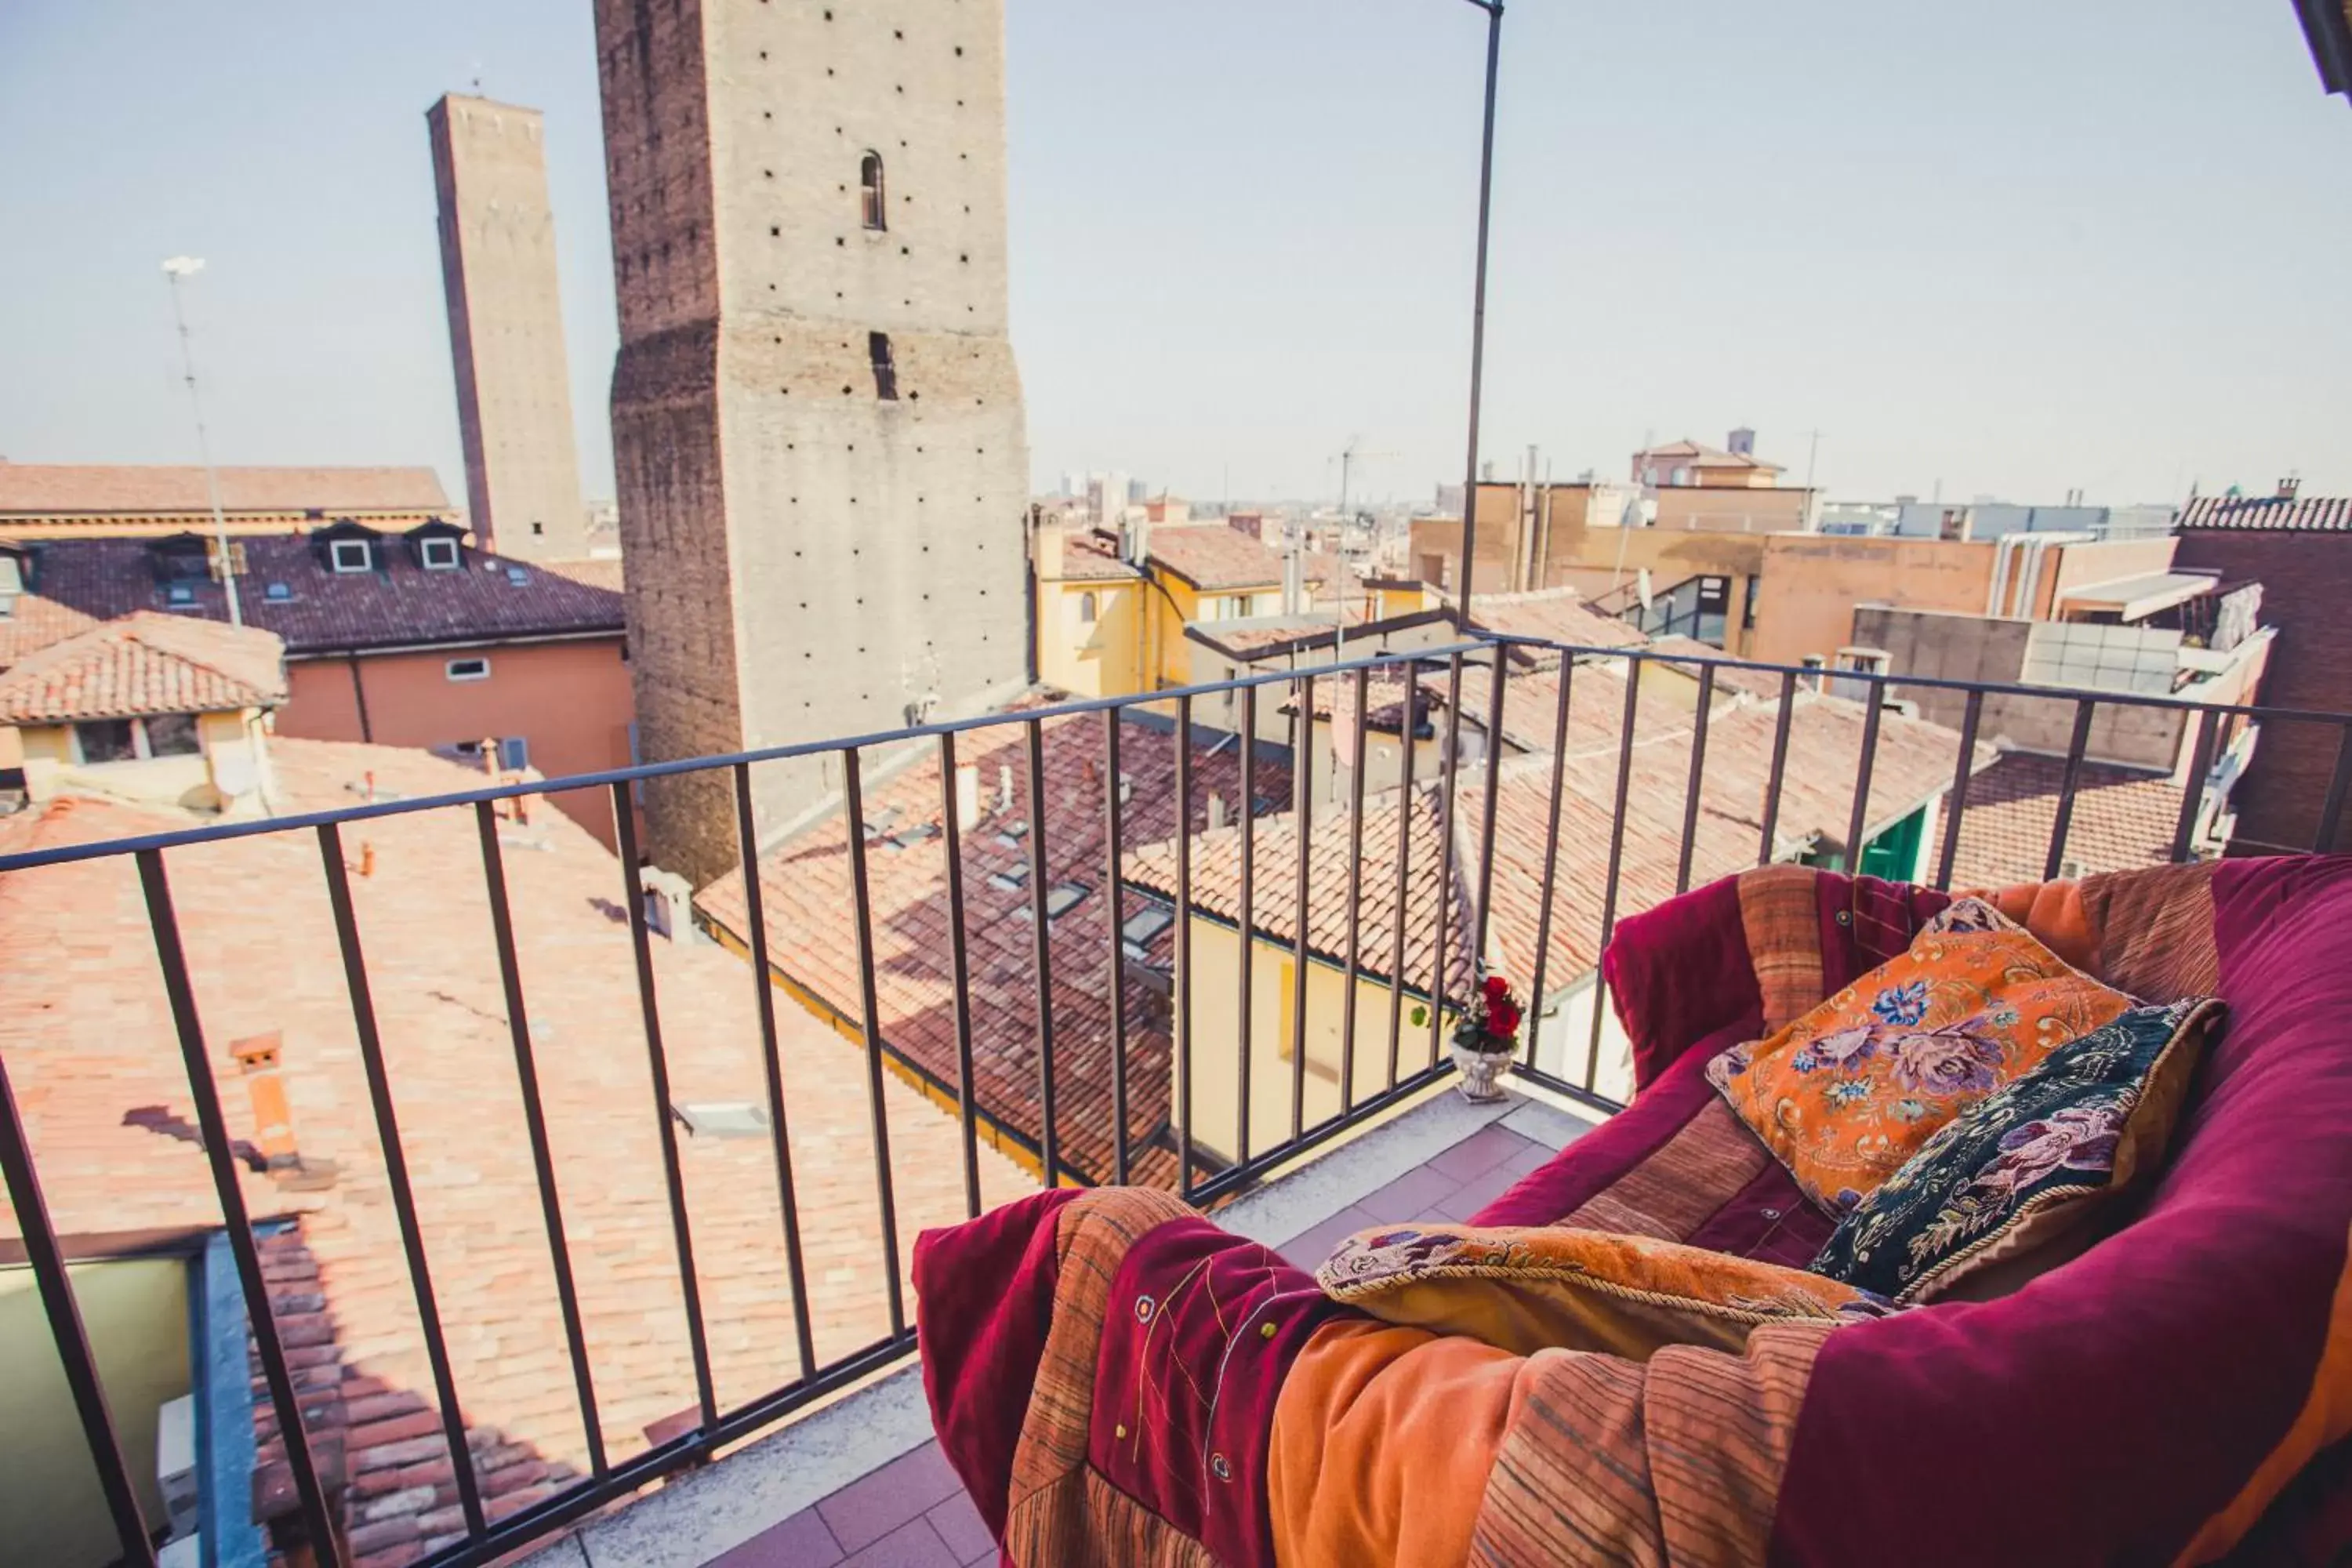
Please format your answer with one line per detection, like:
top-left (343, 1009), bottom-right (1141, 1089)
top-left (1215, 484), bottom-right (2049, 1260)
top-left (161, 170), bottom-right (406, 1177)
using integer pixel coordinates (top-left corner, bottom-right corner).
top-left (162, 260), bottom-right (243, 627)
top-left (1453, 1), bottom-right (1503, 617)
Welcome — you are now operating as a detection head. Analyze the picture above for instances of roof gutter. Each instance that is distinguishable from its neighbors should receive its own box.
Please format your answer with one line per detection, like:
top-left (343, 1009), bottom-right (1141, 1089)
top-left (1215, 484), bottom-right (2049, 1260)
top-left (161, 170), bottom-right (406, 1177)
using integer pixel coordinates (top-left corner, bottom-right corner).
top-left (281, 626), bottom-right (622, 660)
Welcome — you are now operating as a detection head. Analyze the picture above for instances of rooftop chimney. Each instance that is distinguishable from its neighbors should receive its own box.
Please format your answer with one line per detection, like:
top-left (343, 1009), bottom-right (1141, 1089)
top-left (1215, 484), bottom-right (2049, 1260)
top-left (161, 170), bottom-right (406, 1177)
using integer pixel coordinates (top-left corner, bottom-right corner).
top-left (230, 1034), bottom-right (337, 1190)
top-left (2279, 475), bottom-right (2303, 501)
top-left (1728, 427), bottom-right (1757, 458)
top-left (1207, 793), bottom-right (1227, 831)
top-left (955, 761), bottom-right (981, 828)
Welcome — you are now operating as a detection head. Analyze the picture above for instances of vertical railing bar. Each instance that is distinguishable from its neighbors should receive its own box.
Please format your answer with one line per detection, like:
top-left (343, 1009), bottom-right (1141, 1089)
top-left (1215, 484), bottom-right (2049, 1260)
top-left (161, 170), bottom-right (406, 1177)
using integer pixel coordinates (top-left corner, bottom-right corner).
top-left (1174, 696), bottom-right (1196, 1198)
top-left (1022, 720), bottom-right (1061, 1189)
top-left (840, 750), bottom-right (906, 1334)
top-left (1338, 663), bottom-right (1371, 1114)
top-left (612, 784), bottom-right (720, 1429)
top-left (0, 1047), bottom-right (158, 1568)
top-left (1384, 660), bottom-right (1419, 1090)
top-left (1235, 683), bottom-right (1258, 1167)
top-left (1933, 690), bottom-right (1986, 891)
top-left (1582, 656), bottom-right (1644, 1092)
top-left (471, 804), bottom-right (608, 1475)
top-left (1756, 670), bottom-right (1798, 864)
top-left (1288, 672), bottom-right (1315, 1143)
top-left (1522, 659), bottom-right (1576, 1069)
top-left (934, 732), bottom-right (983, 1218)
top-left (2169, 709), bottom-right (2222, 865)
top-left (728, 764), bottom-right (818, 1385)
top-left (1471, 648), bottom-right (1509, 962)
top-left (317, 822), bottom-right (488, 1536)
top-left (1102, 710), bottom-right (1131, 1185)
top-left (2316, 723), bottom-right (2352, 854)
top-left (1673, 664), bottom-right (1717, 895)
top-left (1427, 652), bottom-right (1468, 1069)
top-left (136, 849), bottom-right (347, 1565)
top-left (2042, 699), bottom-right (2097, 881)
top-left (1842, 677), bottom-right (1886, 877)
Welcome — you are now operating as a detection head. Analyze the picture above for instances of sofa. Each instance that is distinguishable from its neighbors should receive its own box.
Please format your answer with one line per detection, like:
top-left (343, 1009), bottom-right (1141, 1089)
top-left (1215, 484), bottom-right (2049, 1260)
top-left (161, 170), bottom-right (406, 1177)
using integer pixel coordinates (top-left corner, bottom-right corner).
top-left (916, 858), bottom-right (2352, 1566)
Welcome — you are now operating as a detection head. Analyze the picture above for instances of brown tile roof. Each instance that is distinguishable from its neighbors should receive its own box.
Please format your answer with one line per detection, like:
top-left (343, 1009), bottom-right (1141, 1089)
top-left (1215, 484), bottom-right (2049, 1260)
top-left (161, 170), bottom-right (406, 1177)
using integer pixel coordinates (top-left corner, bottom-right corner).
top-left (0, 611), bottom-right (287, 722)
top-left (2176, 494), bottom-right (2352, 533)
top-left (0, 739), bottom-right (1031, 1562)
top-left (539, 556), bottom-right (625, 592)
top-left (1145, 524), bottom-right (1301, 592)
top-left (2, 534), bottom-right (623, 661)
top-left (1644, 637), bottom-right (1790, 701)
top-left (1052, 531), bottom-right (1144, 582)
top-left (0, 463), bottom-right (451, 520)
top-left (1131, 667), bottom-right (1976, 1007)
top-left (1466, 589), bottom-right (1646, 652)
top-left (1946, 751), bottom-right (2186, 889)
top-left (1632, 439), bottom-right (1783, 475)
top-left (695, 712), bottom-right (1292, 1185)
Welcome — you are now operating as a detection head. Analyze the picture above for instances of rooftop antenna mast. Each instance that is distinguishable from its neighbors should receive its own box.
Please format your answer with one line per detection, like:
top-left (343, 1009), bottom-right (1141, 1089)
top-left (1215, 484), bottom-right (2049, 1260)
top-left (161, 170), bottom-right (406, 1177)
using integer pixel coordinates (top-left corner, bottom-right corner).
top-left (162, 256), bottom-right (242, 628)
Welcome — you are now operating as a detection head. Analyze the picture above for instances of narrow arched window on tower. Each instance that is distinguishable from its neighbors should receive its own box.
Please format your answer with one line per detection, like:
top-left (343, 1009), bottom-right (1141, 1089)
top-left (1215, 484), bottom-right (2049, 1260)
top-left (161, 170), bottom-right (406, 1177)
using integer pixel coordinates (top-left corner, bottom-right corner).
top-left (869, 332), bottom-right (899, 400)
top-left (860, 151), bottom-right (887, 230)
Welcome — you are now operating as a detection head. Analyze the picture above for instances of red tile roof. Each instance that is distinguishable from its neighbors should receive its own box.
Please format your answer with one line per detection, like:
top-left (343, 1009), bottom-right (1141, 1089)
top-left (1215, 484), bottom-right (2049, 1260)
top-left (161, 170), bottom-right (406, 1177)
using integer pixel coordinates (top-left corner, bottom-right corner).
top-left (0, 463), bottom-right (451, 521)
top-left (0, 611), bottom-right (286, 723)
top-left (1632, 438), bottom-right (1784, 475)
top-left (1145, 524), bottom-right (1301, 592)
top-left (2, 535), bottom-right (623, 661)
top-left (1945, 751), bottom-right (2186, 889)
top-left (1644, 637), bottom-right (1790, 701)
top-left (1049, 530), bottom-right (1144, 583)
top-left (695, 712), bottom-right (1291, 1184)
top-left (0, 739), bottom-right (1031, 1565)
top-left (539, 557), bottom-right (625, 592)
top-left (1466, 589), bottom-right (1646, 652)
top-left (2176, 494), bottom-right (2352, 532)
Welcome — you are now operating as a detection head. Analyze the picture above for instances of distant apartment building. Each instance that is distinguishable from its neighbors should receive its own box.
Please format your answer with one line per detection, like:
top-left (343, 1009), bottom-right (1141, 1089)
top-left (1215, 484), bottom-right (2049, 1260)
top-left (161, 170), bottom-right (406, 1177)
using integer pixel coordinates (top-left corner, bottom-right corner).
top-left (2173, 487), bottom-right (2352, 853)
top-left (427, 94), bottom-right (589, 562)
top-left (0, 528), bottom-right (633, 847)
top-left (596, 0), bottom-right (1032, 885)
top-left (0, 461), bottom-right (450, 539)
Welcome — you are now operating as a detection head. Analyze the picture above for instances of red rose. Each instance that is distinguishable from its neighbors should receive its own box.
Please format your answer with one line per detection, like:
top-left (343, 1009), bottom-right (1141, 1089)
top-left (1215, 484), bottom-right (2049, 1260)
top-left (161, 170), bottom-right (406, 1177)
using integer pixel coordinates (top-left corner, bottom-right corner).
top-left (1490, 1001), bottom-right (1521, 1040)
top-left (1483, 975), bottom-right (1511, 1002)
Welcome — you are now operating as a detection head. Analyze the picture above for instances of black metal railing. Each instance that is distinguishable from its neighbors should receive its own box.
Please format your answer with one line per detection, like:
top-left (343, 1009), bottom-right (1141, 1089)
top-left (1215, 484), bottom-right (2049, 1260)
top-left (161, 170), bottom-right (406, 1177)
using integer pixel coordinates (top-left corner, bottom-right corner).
top-left (4, 633), bottom-right (2348, 1568)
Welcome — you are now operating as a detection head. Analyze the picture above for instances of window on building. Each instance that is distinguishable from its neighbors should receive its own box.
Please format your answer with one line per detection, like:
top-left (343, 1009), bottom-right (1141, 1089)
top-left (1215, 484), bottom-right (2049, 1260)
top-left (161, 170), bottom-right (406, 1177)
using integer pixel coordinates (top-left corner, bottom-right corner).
top-left (506, 565), bottom-right (531, 586)
top-left (419, 536), bottom-right (461, 571)
top-left (1120, 906), bottom-right (1174, 960)
top-left (1077, 591), bottom-right (1098, 624)
top-left (74, 720), bottom-right (138, 764)
top-left (1045, 882), bottom-right (1089, 920)
top-left (860, 151), bottom-right (887, 229)
top-left (446, 657), bottom-right (491, 682)
top-left (143, 713), bottom-right (201, 757)
top-left (165, 583), bottom-right (198, 608)
top-left (264, 582), bottom-right (293, 603)
top-left (497, 737), bottom-right (530, 772)
top-left (330, 539), bottom-right (372, 574)
top-left (869, 331), bottom-right (898, 400)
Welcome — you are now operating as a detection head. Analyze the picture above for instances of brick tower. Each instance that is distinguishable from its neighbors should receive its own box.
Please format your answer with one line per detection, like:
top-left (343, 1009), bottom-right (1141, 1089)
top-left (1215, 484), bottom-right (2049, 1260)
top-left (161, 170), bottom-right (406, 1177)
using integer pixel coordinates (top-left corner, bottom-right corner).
top-left (426, 94), bottom-right (588, 561)
top-left (593, 0), bottom-right (1032, 884)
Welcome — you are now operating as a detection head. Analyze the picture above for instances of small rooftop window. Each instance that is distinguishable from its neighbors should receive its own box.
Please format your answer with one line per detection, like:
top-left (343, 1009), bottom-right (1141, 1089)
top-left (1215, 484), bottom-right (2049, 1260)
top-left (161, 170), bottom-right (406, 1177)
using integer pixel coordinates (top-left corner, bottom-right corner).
top-left (987, 866), bottom-right (1031, 892)
top-left (995, 820), bottom-right (1029, 846)
top-left (420, 536), bottom-right (461, 571)
top-left (884, 822), bottom-right (942, 851)
top-left (862, 806), bottom-right (903, 841)
top-left (264, 582), bottom-right (293, 602)
top-left (672, 1102), bottom-right (771, 1139)
top-left (330, 539), bottom-right (373, 574)
top-left (1121, 906), bottom-right (1174, 958)
top-left (165, 583), bottom-right (198, 608)
top-left (505, 565), bottom-right (531, 586)
top-left (1045, 883), bottom-right (1089, 920)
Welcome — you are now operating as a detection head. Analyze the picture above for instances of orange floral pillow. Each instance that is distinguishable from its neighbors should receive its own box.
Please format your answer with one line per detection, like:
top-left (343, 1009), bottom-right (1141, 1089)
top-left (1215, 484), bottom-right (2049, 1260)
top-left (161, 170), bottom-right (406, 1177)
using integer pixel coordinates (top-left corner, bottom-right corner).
top-left (1706, 898), bottom-right (2135, 1213)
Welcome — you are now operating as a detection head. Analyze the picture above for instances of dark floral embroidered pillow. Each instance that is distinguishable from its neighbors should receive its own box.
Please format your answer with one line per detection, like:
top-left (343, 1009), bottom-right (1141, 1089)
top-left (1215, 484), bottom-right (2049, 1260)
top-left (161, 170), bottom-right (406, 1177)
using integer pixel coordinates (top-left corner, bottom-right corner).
top-left (1810, 997), bottom-right (2223, 1304)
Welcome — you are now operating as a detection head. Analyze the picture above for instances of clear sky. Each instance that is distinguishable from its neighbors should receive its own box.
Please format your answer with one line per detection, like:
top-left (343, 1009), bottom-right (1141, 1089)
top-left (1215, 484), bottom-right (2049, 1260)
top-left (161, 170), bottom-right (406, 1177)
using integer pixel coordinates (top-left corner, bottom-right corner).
top-left (2, 1), bottom-right (2346, 510)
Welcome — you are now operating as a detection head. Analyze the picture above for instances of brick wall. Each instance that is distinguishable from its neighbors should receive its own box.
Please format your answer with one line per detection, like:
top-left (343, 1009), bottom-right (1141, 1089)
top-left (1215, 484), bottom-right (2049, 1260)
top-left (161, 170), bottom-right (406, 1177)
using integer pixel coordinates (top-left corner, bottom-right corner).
top-left (2172, 529), bottom-right (2352, 853)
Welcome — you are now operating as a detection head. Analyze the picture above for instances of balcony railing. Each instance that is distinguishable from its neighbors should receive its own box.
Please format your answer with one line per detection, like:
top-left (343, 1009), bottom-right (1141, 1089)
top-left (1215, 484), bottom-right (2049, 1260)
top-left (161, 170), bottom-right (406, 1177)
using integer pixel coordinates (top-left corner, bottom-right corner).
top-left (4, 633), bottom-right (2347, 1568)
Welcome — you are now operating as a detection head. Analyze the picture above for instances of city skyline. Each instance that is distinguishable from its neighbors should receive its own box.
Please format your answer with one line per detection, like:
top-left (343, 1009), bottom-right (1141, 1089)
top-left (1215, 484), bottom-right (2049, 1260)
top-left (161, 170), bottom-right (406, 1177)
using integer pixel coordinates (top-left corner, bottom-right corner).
top-left (2, 0), bottom-right (2348, 514)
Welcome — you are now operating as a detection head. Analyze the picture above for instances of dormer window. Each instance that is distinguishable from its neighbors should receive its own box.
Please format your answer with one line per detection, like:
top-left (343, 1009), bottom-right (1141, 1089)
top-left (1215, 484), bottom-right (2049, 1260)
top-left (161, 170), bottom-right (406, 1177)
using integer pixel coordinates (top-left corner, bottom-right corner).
top-left (330, 539), bottom-right (373, 574)
top-left (419, 536), bottom-right (461, 571)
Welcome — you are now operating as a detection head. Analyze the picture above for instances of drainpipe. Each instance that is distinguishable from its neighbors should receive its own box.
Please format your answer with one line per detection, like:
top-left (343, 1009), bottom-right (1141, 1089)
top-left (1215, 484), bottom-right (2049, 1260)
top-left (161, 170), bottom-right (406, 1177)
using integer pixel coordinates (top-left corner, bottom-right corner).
top-left (1987, 534), bottom-right (2017, 616)
top-left (345, 652), bottom-right (373, 742)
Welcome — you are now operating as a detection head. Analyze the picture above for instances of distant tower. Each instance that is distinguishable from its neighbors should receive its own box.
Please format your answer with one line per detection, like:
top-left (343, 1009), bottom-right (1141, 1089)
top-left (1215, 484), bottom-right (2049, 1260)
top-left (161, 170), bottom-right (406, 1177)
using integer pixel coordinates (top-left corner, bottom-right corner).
top-left (594, 0), bottom-right (1032, 884)
top-left (426, 94), bottom-right (587, 561)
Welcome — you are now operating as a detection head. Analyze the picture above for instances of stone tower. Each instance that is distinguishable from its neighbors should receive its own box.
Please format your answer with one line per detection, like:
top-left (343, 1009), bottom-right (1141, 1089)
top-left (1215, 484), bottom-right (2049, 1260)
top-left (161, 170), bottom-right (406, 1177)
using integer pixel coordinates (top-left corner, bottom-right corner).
top-left (593, 0), bottom-right (1031, 885)
top-left (426, 94), bottom-right (588, 561)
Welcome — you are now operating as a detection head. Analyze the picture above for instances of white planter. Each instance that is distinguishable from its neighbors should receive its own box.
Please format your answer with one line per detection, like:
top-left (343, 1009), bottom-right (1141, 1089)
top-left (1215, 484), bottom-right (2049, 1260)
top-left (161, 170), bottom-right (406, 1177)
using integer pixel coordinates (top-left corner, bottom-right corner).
top-left (1450, 1042), bottom-right (1515, 1102)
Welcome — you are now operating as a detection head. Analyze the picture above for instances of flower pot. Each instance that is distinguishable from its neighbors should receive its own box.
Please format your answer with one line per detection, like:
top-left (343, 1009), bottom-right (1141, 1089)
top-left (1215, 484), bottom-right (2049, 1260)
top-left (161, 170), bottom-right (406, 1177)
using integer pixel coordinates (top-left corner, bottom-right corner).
top-left (1450, 1042), bottom-right (1515, 1103)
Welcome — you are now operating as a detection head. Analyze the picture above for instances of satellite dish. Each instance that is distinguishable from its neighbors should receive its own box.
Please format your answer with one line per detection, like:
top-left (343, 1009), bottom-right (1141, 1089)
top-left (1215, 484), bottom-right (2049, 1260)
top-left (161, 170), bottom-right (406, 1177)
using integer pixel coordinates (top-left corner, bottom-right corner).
top-left (1636, 568), bottom-right (1654, 612)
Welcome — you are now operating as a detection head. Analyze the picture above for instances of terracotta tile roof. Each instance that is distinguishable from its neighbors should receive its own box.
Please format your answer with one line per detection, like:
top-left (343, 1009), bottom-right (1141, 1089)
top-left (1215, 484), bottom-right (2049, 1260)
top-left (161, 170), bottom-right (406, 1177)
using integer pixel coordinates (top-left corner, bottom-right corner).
top-left (0, 586), bottom-right (104, 673)
top-left (2176, 494), bottom-right (2352, 532)
top-left (1145, 524), bottom-right (1301, 592)
top-left (1466, 589), bottom-right (1646, 652)
top-left (1632, 438), bottom-right (1783, 474)
top-left (1946, 751), bottom-right (2186, 889)
top-left (0, 739), bottom-right (1031, 1563)
top-left (1051, 531), bottom-right (1144, 582)
top-left (695, 712), bottom-right (1291, 1184)
top-left (1131, 667), bottom-right (1975, 1007)
top-left (0, 611), bottom-right (286, 722)
top-left (539, 557), bottom-right (625, 592)
top-left (0, 463), bottom-right (451, 520)
top-left (1, 535), bottom-right (623, 661)
top-left (1644, 637), bottom-right (1791, 701)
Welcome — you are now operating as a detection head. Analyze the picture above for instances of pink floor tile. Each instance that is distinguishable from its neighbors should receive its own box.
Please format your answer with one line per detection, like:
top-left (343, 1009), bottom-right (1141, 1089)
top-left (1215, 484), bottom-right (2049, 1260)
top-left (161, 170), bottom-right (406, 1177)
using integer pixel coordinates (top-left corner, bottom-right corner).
top-left (817, 1442), bottom-right (964, 1553)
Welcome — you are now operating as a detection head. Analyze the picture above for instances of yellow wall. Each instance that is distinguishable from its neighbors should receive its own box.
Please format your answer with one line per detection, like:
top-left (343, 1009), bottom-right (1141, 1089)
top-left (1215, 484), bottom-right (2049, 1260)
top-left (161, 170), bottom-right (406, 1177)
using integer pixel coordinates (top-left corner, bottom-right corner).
top-left (17, 707), bottom-right (274, 815)
top-left (0, 1258), bottom-right (191, 1568)
top-left (1036, 578), bottom-right (1145, 698)
top-left (1179, 916), bottom-right (1457, 1165)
